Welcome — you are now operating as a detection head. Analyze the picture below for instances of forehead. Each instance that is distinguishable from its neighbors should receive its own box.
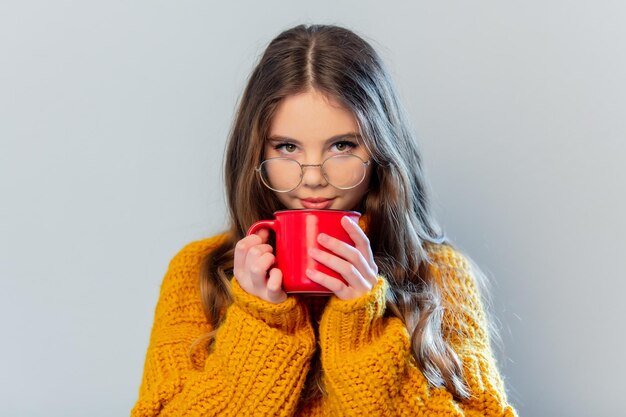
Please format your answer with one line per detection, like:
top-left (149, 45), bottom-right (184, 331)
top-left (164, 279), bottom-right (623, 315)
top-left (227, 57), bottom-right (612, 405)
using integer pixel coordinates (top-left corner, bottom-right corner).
top-left (268, 90), bottom-right (359, 144)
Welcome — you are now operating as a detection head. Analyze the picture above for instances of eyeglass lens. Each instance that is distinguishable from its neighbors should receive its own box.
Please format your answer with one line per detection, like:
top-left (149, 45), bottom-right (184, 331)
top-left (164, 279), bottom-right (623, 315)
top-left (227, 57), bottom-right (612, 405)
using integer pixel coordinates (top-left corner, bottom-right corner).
top-left (259, 155), bottom-right (366, 192)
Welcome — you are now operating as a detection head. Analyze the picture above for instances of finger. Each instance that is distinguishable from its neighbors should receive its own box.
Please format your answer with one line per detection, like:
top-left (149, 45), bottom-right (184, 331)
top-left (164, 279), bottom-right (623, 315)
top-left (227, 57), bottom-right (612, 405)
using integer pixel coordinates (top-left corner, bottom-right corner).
top-left (341, 216), bottom-right (378, 274)
top-left (235, 233), bottom-right (264, 263)
top-left (245, 243), bottom-right (274, 278)
top-left (314, 232), bottom-right (377, 288)
top-left (248, 251), bottom-right (276, 286)
top-left (236, 238), bottom-right (270, 274)
top-left (316, 232), bottom-right (368, 274)
top-left (266, 268), bottom-right (287, 303)
top-left (254, 227), bottom-right (270, 243)
top-left (308, 247), bottom-right (368, 291)
top-left (305, 268), bottom-right (352, 300)
top-left (247, 243), bottom-right (274, 259)
top-left (234, 236), bottom-right (260, 278)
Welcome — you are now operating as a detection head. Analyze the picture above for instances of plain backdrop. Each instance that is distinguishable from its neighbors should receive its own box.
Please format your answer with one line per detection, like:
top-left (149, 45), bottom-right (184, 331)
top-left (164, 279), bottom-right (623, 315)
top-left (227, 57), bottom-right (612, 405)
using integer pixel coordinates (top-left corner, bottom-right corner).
top-left (1, 1), bottom-right (625, 416)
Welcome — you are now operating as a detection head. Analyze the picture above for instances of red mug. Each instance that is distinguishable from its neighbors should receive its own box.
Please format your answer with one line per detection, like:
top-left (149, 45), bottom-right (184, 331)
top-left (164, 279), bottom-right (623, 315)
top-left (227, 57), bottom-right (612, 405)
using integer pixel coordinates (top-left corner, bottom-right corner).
top-left (247, 209), bottom-right (361, 294)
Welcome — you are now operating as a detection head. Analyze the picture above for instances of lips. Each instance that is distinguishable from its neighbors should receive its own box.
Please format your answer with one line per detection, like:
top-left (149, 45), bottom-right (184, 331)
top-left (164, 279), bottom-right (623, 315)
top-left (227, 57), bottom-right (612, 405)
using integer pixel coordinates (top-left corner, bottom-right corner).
top-left (300, 198), bottom-right (334, 209)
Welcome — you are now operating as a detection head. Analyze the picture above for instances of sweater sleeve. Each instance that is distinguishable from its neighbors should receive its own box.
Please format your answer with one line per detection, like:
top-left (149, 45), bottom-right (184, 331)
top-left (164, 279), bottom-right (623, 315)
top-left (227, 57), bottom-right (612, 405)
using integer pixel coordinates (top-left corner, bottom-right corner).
top-left (317, 245), bottom-right (518, 417)
top-left (130, 237), bottom-right (316, 417)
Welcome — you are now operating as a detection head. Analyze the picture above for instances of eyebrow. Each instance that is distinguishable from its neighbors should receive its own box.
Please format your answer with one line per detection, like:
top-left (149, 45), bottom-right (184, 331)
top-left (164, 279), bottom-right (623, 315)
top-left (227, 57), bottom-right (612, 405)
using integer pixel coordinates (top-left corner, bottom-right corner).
top-left (267, 133), bottom-right (362, 144)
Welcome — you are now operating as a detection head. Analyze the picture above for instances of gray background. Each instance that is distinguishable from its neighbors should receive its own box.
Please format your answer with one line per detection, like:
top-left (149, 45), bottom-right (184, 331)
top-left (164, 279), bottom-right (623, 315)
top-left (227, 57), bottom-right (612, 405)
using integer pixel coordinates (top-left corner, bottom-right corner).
top-left (1, 1), bottom-right (624, 416)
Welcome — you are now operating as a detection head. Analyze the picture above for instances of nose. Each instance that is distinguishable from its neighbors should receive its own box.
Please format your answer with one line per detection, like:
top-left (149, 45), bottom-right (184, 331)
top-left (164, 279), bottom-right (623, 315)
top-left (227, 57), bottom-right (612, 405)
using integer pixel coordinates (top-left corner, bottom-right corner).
top-left (300, 162), bottom-right (328, 188)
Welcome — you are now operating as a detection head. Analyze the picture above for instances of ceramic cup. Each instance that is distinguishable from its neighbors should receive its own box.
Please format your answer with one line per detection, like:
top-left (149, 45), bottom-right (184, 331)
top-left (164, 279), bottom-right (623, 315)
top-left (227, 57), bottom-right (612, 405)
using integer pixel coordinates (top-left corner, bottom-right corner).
top-left (247, 209), bottom-right (361, 294)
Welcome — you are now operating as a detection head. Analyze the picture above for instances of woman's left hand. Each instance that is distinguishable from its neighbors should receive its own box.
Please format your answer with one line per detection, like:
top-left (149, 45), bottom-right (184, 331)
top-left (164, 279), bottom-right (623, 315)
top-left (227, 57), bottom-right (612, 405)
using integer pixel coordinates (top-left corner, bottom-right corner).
top-left (305, 216), bottom-right (379, 300)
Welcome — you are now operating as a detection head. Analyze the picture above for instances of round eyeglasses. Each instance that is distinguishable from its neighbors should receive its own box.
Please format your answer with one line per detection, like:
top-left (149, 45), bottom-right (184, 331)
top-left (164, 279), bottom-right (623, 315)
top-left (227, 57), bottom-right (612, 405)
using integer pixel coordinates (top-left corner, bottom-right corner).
top-left (255, 154), bottom-right (371, 193)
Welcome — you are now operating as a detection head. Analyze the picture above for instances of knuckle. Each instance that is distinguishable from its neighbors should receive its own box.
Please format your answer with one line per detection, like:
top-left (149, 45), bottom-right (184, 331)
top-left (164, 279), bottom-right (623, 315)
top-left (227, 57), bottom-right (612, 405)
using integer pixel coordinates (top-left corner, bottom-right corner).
top-left (237, 236), bottom-right (259, 252)
top-left (348, 265), bottom-right (360, 277)
top-left (248, 246), bottom-right (261, 257)
top-left (357, 252), bottom-right (369, 265)
top-left (235, 241), bottom-right (247, 252)
top-left (329, 281), bottom-right (342, 293)
top-left (249, 265), bottom-right (263, 276)
top-left (348, 248), bottom-right (361, 262)
top-left (262, 252), bottom-right (276, 264)
top-left (321, 278), bottom-right (334, 289)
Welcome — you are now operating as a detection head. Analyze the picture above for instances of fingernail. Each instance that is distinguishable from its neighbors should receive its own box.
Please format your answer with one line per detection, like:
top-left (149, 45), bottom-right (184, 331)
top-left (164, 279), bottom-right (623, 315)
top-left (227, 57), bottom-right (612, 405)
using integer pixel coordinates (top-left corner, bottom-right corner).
top-left (308, 248), bottom-right (320, 256)
top-left (318, 233), bottom-right (329, 243)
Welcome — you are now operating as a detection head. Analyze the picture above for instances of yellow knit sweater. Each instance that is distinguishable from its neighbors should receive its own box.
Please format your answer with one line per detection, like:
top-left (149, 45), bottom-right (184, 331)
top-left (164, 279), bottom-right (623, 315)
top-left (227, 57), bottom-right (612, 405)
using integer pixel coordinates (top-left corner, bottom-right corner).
top-left (131, 222), bottom-right (518, 416)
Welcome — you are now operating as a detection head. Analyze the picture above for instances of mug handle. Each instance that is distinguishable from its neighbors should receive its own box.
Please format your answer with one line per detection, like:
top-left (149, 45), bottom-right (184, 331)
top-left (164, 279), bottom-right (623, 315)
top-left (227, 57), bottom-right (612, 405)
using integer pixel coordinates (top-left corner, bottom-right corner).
top-left (247, 220), bottom-right (277, 236)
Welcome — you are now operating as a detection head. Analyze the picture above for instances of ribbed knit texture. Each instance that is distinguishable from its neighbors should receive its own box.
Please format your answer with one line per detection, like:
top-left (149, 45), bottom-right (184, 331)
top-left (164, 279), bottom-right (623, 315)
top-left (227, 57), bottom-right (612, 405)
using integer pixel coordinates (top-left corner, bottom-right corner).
top-left (131, 218), bottom-right (518, 416)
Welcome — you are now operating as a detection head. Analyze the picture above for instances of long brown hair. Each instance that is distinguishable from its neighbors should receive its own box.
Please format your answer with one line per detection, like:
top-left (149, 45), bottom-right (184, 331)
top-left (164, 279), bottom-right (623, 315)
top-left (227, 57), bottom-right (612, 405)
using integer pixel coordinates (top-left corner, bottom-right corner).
top-left (193, 24), bottom-right (502, 403)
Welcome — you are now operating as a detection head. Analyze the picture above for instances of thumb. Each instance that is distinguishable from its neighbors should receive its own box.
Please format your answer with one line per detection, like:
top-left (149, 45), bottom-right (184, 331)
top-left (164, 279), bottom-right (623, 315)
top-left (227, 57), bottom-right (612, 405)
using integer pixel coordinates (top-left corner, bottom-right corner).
top-left (266, 268), bottom-right (287, 303)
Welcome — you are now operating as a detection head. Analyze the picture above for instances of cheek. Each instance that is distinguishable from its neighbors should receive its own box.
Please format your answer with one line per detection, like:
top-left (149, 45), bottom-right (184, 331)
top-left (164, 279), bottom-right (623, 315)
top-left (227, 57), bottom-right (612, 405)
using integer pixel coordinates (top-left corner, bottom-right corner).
top-left (350, 169), bottom-right (373, 201)
top-left (342, 181), bottom-right (369, 207)
top-left (354, 184), bottom-right (369, 202)
top-left (275, 191), bottom-right (296, 208)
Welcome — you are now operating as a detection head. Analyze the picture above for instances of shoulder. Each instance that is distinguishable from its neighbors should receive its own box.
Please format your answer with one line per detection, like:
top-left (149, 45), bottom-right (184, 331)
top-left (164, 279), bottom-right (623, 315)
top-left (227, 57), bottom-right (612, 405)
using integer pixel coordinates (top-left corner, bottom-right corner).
top-left (168, 233), bottom-right (230, 269)
top-left (422, 241), bottom-right (482, 304)
top-left (161, 232), bottom-right (231, 291)
top-left (423, 242), bottom-right (472, 276)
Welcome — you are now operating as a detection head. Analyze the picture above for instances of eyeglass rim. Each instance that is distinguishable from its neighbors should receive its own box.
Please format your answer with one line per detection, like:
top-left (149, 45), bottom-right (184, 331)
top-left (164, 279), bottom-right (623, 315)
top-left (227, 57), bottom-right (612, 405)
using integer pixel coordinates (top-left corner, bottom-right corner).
top-left (255, 153), bottom-right (371, 193)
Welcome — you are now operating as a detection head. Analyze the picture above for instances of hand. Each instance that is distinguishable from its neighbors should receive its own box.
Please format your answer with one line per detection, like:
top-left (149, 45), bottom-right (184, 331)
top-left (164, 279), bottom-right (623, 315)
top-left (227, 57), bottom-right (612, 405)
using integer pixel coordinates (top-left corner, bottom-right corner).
top-left (305, 216), bottom-right (379, 300)
top-left (233, 228), bottom-right (287, 304)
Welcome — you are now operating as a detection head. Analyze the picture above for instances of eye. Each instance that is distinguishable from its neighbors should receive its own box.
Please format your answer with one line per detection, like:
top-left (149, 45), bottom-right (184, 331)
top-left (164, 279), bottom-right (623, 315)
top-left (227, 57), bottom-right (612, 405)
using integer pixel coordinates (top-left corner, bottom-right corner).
top-left (332, 141), bottom-right (358, 153)
top-left (273, 142), bottom-right (297, 153)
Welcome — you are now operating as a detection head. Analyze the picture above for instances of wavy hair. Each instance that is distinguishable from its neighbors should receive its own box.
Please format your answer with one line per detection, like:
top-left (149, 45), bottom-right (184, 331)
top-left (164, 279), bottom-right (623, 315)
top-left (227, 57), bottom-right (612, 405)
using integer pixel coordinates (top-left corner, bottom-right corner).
top-left (192, 24), bottom-right (502, 404)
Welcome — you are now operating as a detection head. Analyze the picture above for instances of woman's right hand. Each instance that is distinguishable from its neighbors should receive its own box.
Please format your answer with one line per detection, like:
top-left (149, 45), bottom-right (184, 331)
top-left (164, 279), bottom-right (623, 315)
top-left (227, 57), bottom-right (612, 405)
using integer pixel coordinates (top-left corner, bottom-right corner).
top-left (233, 228), bottom-right (287, 304)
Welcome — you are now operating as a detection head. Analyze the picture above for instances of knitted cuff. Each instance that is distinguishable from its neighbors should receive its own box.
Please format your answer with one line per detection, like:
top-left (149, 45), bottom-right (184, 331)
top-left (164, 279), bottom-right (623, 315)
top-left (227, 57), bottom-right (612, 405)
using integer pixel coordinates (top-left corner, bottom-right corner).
top-left (231, 277), bottom-right (310, 333)
top-left (319, 276), bottom-right (389, 351)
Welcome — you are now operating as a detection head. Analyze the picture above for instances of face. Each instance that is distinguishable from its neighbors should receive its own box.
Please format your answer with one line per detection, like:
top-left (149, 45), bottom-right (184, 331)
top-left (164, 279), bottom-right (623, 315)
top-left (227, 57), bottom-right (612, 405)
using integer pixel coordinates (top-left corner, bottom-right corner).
top-left (263, 89), bottom-right (373, 211)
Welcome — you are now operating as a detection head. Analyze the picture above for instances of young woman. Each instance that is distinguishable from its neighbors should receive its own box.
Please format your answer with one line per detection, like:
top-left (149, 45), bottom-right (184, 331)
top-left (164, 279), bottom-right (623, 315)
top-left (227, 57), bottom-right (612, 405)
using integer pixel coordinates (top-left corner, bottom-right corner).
top-left (131, 24), bottom-right (518, 417)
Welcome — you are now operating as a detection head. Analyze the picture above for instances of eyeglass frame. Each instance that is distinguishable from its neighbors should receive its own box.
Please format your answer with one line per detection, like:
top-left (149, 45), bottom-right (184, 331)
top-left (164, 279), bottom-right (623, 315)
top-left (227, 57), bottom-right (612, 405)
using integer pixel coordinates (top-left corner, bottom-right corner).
top-left (255, 153), bottom-right (371, 193)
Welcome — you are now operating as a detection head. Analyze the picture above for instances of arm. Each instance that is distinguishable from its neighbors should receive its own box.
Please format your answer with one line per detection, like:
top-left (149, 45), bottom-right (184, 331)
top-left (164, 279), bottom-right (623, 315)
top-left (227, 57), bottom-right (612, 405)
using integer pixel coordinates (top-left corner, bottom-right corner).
top-left (131, 238), bottom-right (316, 417)
top-left (318, 246), bottom-right (517, 416)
